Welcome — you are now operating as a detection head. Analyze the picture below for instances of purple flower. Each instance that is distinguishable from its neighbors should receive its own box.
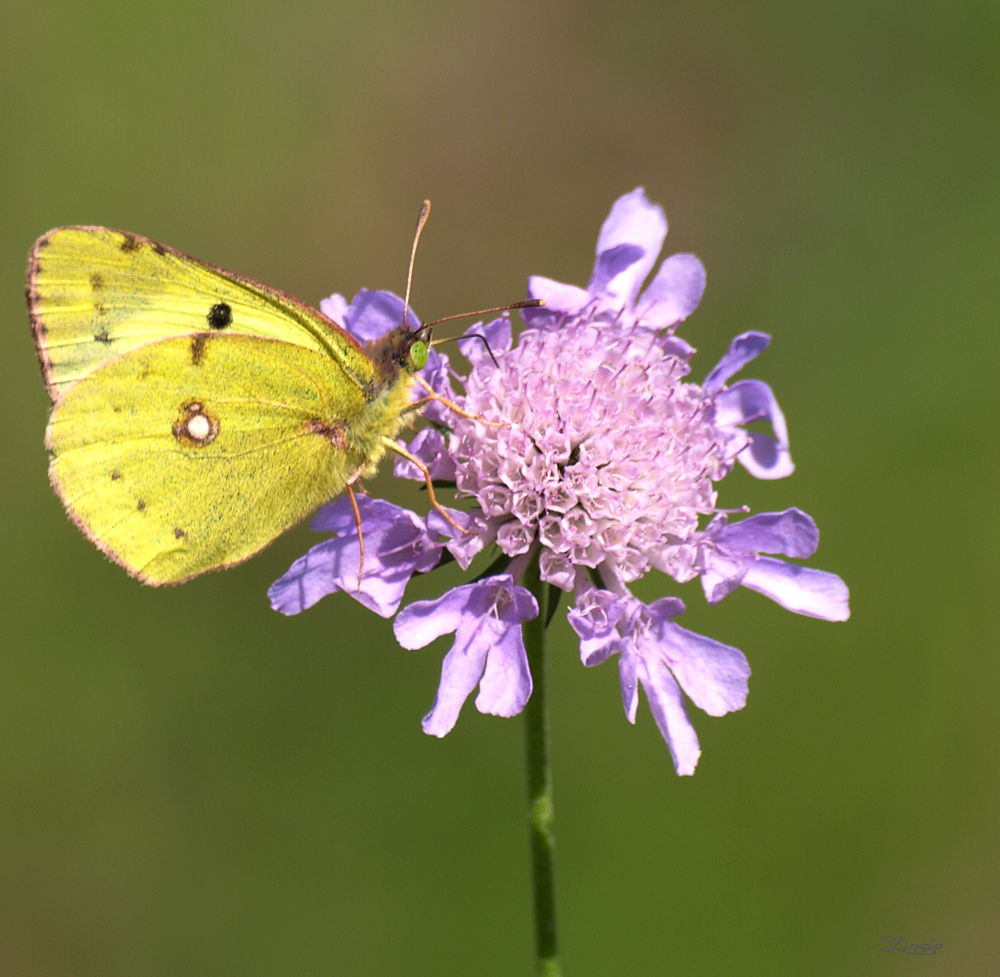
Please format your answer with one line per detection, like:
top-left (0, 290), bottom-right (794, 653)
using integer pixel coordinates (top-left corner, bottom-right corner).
top-left (394, 575), bottom-right (538, 736)
top-left (694, 509), bottom-right (850, 620)
top-left (568, 577), bottom-right (750, 776)
top-left (273, 189), bottom-right (849, 774)
top-left (268, 495), bottom-right (443, 618)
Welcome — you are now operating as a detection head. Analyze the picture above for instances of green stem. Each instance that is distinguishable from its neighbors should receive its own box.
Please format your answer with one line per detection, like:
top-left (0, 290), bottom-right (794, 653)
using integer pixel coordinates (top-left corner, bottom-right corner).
top-left (522, 555), bottom-right (561, 977)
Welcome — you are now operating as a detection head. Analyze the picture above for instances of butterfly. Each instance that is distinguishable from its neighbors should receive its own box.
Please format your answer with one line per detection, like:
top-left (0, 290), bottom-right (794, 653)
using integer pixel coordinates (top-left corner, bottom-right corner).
top-left (27, 206), bottom-right (529, 586)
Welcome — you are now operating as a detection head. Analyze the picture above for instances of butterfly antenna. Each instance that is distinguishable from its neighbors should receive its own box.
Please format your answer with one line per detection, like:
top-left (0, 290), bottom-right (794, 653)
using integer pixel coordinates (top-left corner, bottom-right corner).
top-left (431, 332), bottom-right (501, 369)
top-left (402, 200), bottom-right (431, 331)
top-left (423, 299), bottom-right (543, 330)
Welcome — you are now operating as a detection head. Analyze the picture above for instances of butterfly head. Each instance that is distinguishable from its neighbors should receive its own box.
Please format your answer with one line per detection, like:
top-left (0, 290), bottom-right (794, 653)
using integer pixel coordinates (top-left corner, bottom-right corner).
top-left (406, 324), bottom-right (431, 372)
top-left (366, 321), bottom-right (433, 393)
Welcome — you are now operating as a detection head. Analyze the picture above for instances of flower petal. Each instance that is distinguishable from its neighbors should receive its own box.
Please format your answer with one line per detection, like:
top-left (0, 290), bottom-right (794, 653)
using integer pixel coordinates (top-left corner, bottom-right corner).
top-left (701, 563), bottom-right (748, 605)
top-left (426, 506), bottom-right (490, 570)
top-left (714, 380), bottom-right (794, 479)
top-left (703, 331), bottom-right (770, 395)
top-left (475, 622), bottom-right (532, 718)
top-left (395, 577), bottom-right (537, 736)
top-left (567, 585), bottom-right (628, 641)
top-left (589, 188), bottom-right (668, 307)
top-left (393, 585), bottom-right (474, 650)
top-left (310, 495), bottom-right (364, 534)
top-left (267, 539), bottom-right (344, 616)
top-left (319, 292), bottom-right (349, 325)
top-left (569, 583), bottom-right (629, 665)
top-left (422, 631), bottom-right (490, 737)
top-left (525, 276), bottom-right (592, 322)
top-left (620, 645), bottom-right (639, 722)
top-left (271, 497), bottom-right (440, 618)
top-left (740, 557), bottom-right (851, 621)
top-left (636, 654), bottom-right (701, 776)
top-left (651, 622), bottom-right (750, 717)
top-left (715, 508), bottom-right (819, 559)
top-left (740, 433), bottom-right (795, 480)
top-left (343, 289), bottom-right (421, 343)
top-left (459, 316), bottom-right (513, 364)
top-left (393, 428), bottom-right (457, 482)
top-left (635, 253), bottom-right (706, 328)
top-left (417, 347), bottom-right (460, 425)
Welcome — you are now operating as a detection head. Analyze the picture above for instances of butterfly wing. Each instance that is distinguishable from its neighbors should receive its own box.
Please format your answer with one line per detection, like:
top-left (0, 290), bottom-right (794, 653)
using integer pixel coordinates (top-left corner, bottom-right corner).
top-left (28, 225), bottom-right (374, 401)
top-left (46, 333), bottom-right (370, 585)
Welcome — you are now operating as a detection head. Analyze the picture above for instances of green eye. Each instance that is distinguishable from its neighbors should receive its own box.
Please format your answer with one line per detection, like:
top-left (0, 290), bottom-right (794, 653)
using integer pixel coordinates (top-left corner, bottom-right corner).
top-left (409, 340), bottom-right (429, 371)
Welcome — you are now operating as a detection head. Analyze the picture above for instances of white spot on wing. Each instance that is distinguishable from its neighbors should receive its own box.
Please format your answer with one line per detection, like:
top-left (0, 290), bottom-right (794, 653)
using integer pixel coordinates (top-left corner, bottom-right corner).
top-left (188, 414), bottom-right (212, 441)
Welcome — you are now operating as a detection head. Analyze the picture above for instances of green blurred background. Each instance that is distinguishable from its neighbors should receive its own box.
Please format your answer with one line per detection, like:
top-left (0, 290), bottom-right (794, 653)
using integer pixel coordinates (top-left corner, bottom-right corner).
top-left (2, 1), bottom-right (997, 974)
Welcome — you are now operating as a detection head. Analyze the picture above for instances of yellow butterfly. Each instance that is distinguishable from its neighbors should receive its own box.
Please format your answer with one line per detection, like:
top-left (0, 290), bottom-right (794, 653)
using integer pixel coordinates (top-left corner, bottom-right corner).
top-left (27, 206), bottom-right (516, 586)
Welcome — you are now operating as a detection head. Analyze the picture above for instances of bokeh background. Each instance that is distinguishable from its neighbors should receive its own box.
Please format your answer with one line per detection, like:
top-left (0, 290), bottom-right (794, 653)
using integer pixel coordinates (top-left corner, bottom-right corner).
top-left (2, 1), bottom-right (997, 974)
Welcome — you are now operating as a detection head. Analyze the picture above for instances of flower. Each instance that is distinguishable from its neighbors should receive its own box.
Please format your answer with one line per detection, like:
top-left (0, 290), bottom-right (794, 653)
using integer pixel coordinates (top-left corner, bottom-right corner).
top-left (271, 188), bottom-right (849, 774)
top-left (567, 577), bottom-right (750, 776)
top-left (267, 495), bottom-right (444, 618)
top-left (394, 574), bottom-right (538, 737)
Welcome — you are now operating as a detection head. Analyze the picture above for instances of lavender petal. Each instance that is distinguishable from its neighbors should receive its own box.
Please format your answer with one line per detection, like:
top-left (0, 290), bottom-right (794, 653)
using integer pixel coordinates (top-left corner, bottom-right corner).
top-left (426, 506), bottom-right (490, 570)
top-left (652, 622), bottom-right (750, 717)
top-left (715, 508), bottom-right (819, 558)
top-left (393, 428), bottom-right (457, 482)
top-left (703, 331), bottom-right (771, 395)
top-left (620, 645), bottom-right (639, 722)
top-left (345, 289), bottom-right (421, 342)
top-left (526, 276), bottom-right (591, 317)
top-left (589, 188), bottom-right (668, 307)
top-left (636, 654), bottom-right (702, 776)
top-left (714, 380), bottom-right (794, 479)
top-left (422, 629), bottom-right (490, 737)
top-left (395, 577), bottom-right (538, 736)
top-left (319, 292), bottom-right (349, 326)
top-left (393, 586), bottom-right (472, 650)
top-left (700, 562), bottom-right (748, 605)
top-left (459, 316), bottom-right (513, 365)
top-left (272, 496), bottom-right (440, 618)
top-left (635, 253), bottom-right (707, 328)
top-left (475, 621), bottom-right (533, 718)
top-left (740, 557), bottom-right (851, 621)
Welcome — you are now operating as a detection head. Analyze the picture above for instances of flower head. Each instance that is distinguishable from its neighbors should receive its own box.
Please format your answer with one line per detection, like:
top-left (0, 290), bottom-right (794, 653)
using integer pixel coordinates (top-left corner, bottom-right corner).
top-left (272, 189), bottom-right (849, 774)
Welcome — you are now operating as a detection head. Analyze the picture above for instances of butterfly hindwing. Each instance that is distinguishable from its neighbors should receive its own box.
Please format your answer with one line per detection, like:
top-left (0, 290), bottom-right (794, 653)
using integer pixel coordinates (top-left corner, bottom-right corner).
top-left (28, 225), bottom-right (375, 401)
top-left (46, 333), bottom-right (370, 584)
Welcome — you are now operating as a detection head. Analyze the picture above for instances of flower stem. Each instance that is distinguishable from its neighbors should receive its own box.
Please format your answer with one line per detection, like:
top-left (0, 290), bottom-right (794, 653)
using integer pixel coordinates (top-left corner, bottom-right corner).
top-left (522, 555), bottom-right (561, 977)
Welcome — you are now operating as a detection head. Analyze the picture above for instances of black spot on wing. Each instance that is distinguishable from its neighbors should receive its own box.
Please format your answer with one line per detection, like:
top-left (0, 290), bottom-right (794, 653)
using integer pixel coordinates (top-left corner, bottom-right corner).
top-left (111, 470), bottom-right (122, 481)
top-left (207, 302), bottom-right (232, 330)
top-left (174, 527), bottom-right (186, 539)
top-left (90, 272), bottom-right (104, 290)
top-left (137, 499), bottom-right (147, 511)
top-left (120, 234), bottom-right (140, 253)
top-left (94, 328), bottom-right (112, 344)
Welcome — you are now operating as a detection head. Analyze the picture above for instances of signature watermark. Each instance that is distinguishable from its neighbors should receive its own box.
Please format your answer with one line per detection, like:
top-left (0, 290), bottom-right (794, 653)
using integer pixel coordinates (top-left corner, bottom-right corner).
top-left (881, 937), bottom-right (943, 956)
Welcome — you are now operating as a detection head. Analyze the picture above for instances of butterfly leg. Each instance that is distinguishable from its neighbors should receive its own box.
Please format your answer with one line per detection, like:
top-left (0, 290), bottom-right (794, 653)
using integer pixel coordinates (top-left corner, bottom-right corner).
top-left (381, 437), bottom-right (474, 536)
top-left (345, 468), bottom-right (367, 592)
top-left (409, 375), bottom-right (504, 427)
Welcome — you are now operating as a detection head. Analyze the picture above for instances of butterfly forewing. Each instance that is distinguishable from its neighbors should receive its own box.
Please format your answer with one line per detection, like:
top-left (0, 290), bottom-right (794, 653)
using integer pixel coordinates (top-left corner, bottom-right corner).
top-left (46, 334), bottom-right (370, 584)
top-left (28, 226), bottom-right (375, 401)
